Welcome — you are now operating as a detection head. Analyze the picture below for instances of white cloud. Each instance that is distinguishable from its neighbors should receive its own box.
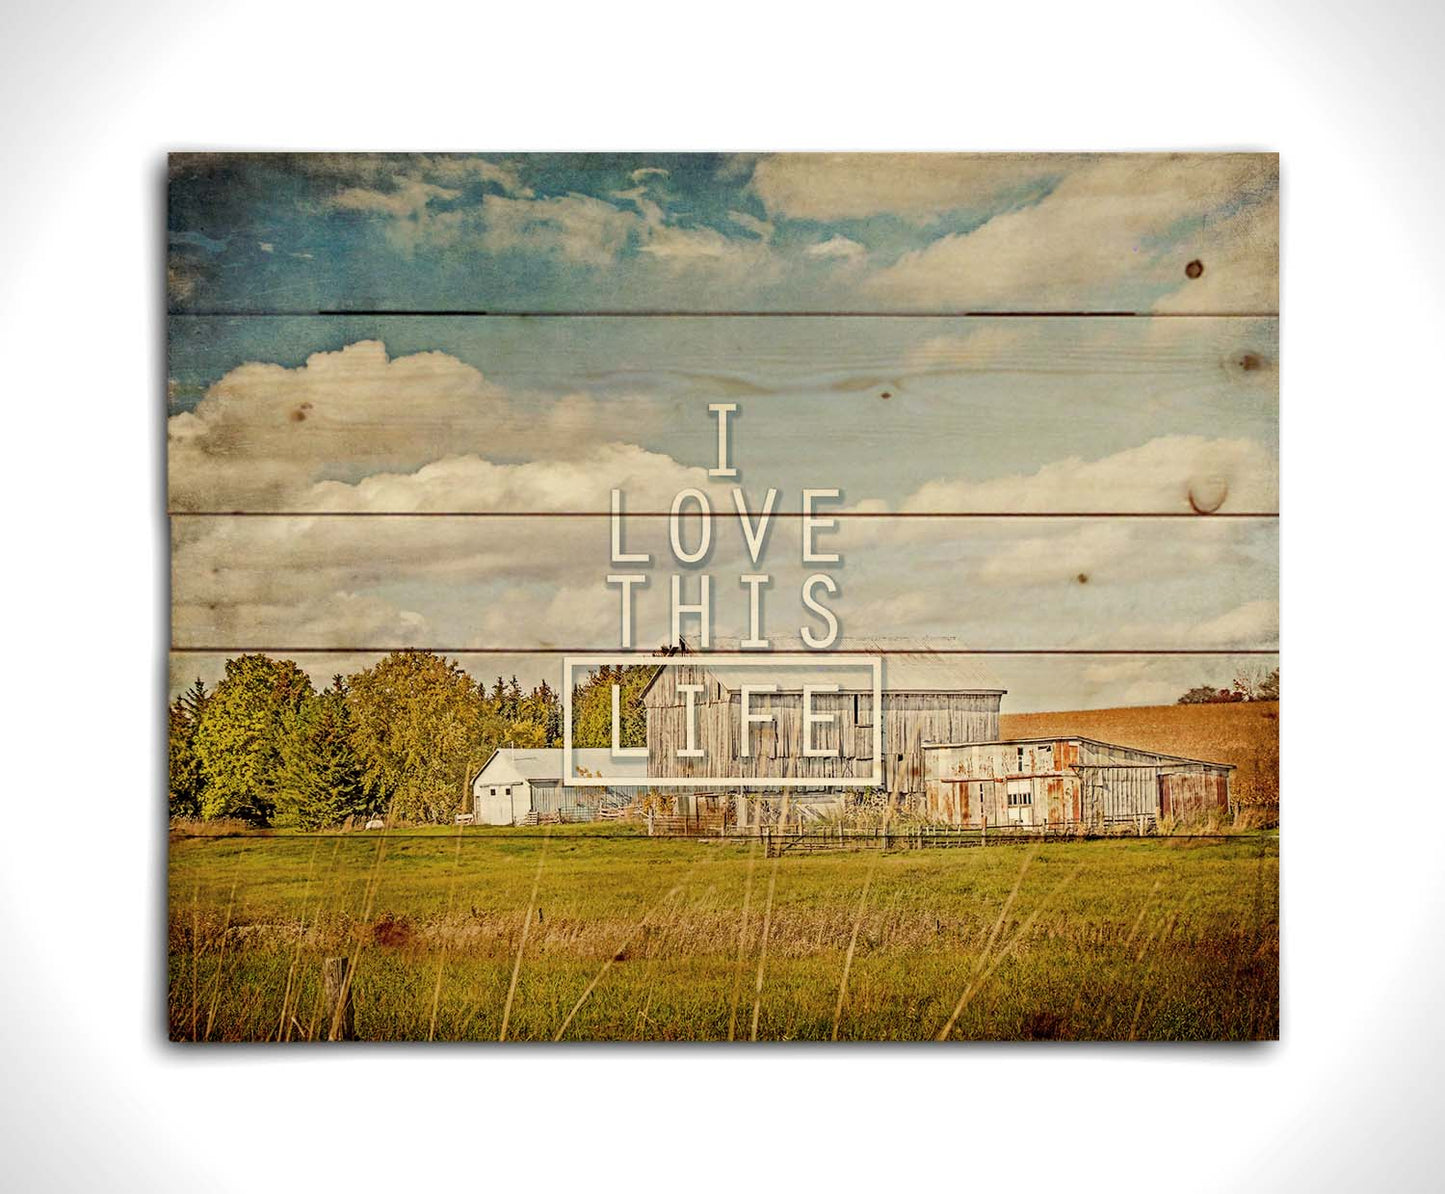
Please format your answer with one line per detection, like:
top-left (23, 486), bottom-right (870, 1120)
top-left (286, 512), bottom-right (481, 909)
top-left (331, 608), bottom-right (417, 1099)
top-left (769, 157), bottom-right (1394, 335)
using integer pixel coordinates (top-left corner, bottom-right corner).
top-left (422, 157), bottom-right (533, 197)
top-left (972, 517), bottom-right (1248, 590)
top-left (329, 178), bottom-right (463, 253)
top-left (639, 222), bottom-right (775, 275)
top-left (169, 341), bottom-right (670, 512)
top-left (305, 442), bottom-right (713, 514)
top-left (170, 341), bottom-right (506, 510)
top-left (477, 192), bottom-right (638, 266)
top-left (899, 436), bottom-right (1277, 514)
top-left (862, 155), bottom-right (1277, 311)
top-left (750, 153), bottom-right (1071, 223)
top-left (805, 235), bottom-right (866, 263)
top-left (727, 209), bottom-right (774, 242)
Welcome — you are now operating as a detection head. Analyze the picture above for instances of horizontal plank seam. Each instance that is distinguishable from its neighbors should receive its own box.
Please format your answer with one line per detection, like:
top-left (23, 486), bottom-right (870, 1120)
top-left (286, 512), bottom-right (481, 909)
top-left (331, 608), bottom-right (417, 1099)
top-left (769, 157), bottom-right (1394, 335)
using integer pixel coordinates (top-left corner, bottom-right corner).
top-left (168, 511), bottom-right (1280, 519)
top-left (170, 647), bottom-right (1278, 656)
top-left (170, 310), bottom-right (1281, 319)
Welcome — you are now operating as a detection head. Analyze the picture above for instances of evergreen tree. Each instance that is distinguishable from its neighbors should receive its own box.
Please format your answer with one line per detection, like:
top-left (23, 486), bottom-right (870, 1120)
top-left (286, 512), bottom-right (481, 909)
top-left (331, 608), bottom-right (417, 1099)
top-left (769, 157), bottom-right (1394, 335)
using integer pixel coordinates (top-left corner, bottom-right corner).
top-left (274, 678), bottom-right (370, 829)
top-left (168, 678), bottom-right (208, 818)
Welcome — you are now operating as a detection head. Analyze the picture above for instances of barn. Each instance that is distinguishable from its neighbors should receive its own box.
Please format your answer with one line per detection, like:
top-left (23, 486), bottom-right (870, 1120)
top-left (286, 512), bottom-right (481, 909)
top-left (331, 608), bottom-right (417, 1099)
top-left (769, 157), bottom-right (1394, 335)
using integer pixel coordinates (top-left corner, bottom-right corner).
top-left (638, 638), bottom-right (1006, 822)
top-left (471, 748), bottom-right (646, 825)
top-left (922, 736), bottom-right (1234, 828)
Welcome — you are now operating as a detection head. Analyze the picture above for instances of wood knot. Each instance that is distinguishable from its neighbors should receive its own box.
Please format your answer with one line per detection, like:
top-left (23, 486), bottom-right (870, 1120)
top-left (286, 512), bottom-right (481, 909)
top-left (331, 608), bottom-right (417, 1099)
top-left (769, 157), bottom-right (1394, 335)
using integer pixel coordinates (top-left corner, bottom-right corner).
top-left (1185, 259), bottom-right (1204, 279)
top-left (1188, 477), bottom-right (1229, 514)
top-left (1075, 573), bottom-right (1089, 585)
top-left (1239, 352), bottom-right (1262, 371)
top-left (880, 391), bottom-right (892, 400)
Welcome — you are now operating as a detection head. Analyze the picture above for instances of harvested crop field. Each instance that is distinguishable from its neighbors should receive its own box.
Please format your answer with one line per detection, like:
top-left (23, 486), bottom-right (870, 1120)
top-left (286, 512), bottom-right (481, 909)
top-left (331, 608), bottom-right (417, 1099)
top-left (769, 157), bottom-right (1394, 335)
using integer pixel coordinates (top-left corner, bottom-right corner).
top-left (1002, 701), bottom-right (1280, 807)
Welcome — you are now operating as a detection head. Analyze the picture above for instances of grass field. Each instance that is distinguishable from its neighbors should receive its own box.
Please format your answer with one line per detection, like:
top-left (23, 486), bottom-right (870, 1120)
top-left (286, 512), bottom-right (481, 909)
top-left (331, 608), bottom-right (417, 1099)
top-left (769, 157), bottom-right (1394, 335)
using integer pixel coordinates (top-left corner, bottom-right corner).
top-left (170, 827), bottom-right (1278, 1042)
top-left (1002, 701), bottom-right (1281, 807)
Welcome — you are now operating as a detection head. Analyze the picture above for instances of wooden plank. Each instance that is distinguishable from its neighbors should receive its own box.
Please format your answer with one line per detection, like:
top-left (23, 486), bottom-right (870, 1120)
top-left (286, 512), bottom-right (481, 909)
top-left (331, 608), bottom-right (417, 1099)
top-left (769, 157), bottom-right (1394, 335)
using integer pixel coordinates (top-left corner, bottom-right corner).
top-left (170, 513), bottom-right (1277, 653)
top-left (168, 152), bottom-right (1277, 315)
top-left (168, 315), bottom-right (1277, 515)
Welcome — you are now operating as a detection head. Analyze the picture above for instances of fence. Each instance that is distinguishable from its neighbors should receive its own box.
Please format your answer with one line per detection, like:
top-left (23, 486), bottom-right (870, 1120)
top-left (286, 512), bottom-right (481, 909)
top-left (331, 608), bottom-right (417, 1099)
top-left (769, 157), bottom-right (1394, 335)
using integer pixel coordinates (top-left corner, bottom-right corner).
top-left (637, 816), bottom-right (1239, 854)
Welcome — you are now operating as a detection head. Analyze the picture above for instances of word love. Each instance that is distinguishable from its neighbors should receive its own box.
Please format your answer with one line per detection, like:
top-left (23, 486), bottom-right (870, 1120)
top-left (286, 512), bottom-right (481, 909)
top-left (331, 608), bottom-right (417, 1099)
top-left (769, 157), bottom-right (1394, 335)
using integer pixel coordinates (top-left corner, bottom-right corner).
top-left (605, 403), bottom-right (842, 651)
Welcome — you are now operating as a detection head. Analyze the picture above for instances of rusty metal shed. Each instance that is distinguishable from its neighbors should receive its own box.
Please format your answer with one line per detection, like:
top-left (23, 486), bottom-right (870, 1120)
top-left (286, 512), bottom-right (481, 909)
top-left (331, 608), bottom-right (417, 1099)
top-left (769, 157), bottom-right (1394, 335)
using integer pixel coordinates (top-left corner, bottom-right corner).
top-left (922, 736), bottom-right (1233, 828)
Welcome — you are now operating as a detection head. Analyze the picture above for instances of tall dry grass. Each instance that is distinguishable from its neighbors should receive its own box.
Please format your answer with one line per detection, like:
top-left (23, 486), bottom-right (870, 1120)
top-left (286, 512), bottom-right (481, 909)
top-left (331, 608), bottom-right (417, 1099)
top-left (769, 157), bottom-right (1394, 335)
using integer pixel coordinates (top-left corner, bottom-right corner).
top-left (170, 831), bottom-right (1278, 1042)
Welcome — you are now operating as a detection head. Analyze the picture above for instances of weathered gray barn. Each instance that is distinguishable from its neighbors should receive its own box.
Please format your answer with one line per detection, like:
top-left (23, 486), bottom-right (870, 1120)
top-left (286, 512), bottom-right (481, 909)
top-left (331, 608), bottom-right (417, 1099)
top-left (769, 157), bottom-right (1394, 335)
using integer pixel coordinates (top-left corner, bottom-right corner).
top-left (922, 736), bottom-right (1233, 828)
top-left (639, 638), bottom-right (1005, 818)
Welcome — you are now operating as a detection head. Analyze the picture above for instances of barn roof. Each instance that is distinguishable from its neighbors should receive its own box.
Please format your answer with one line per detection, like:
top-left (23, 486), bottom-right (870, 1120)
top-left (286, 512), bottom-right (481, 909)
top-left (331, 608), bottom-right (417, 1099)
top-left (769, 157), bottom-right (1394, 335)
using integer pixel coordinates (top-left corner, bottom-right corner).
top-left (639, 636), bottom-right (1005, 698)
top-left (924, 736), bottom-right (1235, 770)
top-left (475, 748), bottom-right (648, 784)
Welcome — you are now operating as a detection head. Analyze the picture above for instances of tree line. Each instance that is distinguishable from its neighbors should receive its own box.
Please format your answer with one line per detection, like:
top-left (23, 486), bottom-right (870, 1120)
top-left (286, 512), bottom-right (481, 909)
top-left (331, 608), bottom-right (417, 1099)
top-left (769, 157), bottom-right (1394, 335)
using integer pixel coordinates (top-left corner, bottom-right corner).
top-left (1177, 666), bottom-right (1280, 705)
top-left (168, 651), bottom-right (653, 828)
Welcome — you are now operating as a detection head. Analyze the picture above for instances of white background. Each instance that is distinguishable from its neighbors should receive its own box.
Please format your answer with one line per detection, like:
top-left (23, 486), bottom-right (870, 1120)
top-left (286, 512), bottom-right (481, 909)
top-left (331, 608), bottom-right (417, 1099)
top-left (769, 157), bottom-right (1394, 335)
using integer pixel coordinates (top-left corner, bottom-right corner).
top-left (2, 1), bottom-right (1442, 1189)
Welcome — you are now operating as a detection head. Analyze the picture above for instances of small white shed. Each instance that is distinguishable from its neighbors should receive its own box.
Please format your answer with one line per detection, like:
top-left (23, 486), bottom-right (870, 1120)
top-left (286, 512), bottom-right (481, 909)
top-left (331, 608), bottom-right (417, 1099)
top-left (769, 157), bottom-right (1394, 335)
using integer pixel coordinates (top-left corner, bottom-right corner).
top-left (470, 748), bottom-right (647, 825)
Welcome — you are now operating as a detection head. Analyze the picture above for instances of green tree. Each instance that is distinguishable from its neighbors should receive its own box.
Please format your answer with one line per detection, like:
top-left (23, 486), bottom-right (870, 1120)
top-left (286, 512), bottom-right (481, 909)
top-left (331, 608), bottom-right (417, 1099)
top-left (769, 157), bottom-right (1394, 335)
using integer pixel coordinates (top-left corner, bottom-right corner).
top-left (346, 650), bottom-right (500, 823)
top-left (481, 675), bottom-right (559, 749)
top-left (274, 677), bottom-right (371, 829)
top-left (571, 664), bottom-right (654, 748)
top-left (194, 656), bottom-right (314, 824)
top-left (168, 678), bottom-right (209, 818)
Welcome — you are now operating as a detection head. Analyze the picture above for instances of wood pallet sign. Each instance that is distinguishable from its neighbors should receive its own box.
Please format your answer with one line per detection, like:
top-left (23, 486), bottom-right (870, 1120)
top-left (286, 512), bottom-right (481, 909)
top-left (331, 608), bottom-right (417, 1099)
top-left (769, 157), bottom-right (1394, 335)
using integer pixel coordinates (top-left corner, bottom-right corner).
top-left (168, 153), bottom-right (1279, 1043)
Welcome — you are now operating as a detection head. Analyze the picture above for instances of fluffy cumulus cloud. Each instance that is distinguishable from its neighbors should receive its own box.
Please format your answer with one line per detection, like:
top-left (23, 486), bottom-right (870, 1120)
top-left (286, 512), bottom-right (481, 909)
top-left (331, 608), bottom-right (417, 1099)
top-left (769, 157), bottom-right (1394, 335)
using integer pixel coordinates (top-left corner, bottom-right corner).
top-left (169, 339), bottom-right (759, 650)
top-left (169, 341), bottom-right (672, 511)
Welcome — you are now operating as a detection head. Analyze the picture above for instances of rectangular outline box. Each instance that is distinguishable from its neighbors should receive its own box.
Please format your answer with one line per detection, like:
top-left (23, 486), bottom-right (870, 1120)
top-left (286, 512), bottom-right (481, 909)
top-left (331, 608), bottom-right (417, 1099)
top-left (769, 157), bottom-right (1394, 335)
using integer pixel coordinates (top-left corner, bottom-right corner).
top-left (562, 653), bottom-right (883, 788)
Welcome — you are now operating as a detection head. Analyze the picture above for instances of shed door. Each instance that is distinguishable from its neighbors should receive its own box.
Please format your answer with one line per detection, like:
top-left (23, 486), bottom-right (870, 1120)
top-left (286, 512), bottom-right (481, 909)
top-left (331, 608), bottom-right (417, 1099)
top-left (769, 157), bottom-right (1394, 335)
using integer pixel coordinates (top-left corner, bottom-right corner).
top-left (1005, 779), bottom-right (1034, 826)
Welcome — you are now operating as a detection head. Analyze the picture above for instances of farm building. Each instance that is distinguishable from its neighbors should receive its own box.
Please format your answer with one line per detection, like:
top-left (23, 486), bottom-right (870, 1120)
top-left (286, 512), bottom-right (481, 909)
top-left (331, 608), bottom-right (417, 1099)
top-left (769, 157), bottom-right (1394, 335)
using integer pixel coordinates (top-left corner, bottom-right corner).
top-left (639, 638), bottom-right (1005, 821)
top-left (922, 737), bottom-right (1233, 828)
top-left (471, 748), bottom-right (646, 825)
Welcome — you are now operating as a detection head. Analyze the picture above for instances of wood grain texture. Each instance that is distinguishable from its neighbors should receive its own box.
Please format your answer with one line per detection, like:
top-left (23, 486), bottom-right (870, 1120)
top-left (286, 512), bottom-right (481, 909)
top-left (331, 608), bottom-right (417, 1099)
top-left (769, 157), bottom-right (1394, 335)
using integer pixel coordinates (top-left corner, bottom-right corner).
top-left (168, 315), bottom-right (1278, 515)
top-left (170, 514), bottom-right (1278, 653)
top-left (165, 152), bottom-right (1279, 715)
top-left (167, 152), bottom-right (1278, 315)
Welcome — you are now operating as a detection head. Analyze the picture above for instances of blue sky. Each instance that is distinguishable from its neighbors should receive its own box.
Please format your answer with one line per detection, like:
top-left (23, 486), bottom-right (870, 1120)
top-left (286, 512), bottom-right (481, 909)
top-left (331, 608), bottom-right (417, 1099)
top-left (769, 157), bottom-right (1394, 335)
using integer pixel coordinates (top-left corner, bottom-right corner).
top-left (168, 152), bottom-right (1277, 313)
top-left (168, 154), bottom-right (1278, 710)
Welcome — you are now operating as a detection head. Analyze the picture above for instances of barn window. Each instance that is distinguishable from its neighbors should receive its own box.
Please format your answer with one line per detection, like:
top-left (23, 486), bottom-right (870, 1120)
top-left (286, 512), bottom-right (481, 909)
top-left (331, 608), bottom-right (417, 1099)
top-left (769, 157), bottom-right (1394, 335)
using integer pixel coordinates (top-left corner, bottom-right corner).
top-left (1006, 780), bottom-right (1033, 807)
top-left (490, 787), bottom-right (497, 796)
top-left (504, 787), bottom-right (512, 797)
top-left (1017, 747), bottom-right (1026, 773)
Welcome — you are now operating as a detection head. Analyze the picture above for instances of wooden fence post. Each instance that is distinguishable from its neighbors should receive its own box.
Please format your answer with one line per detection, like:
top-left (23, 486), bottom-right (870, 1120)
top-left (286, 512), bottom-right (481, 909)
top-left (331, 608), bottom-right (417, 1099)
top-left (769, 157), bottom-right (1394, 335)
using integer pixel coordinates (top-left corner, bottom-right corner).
top-left (323, 956), bottom-right (357, 1041)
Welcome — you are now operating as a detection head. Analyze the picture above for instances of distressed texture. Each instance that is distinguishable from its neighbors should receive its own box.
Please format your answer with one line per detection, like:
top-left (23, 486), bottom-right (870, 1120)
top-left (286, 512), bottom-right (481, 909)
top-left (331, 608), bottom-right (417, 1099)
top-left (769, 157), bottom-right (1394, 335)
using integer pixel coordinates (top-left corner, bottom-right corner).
top-left (167, 316), bottom-right (1278, 515)
top-left (923, 737), bottom-right (1232, 827)
top-left (168, 153), bottom-right (1277, 314)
